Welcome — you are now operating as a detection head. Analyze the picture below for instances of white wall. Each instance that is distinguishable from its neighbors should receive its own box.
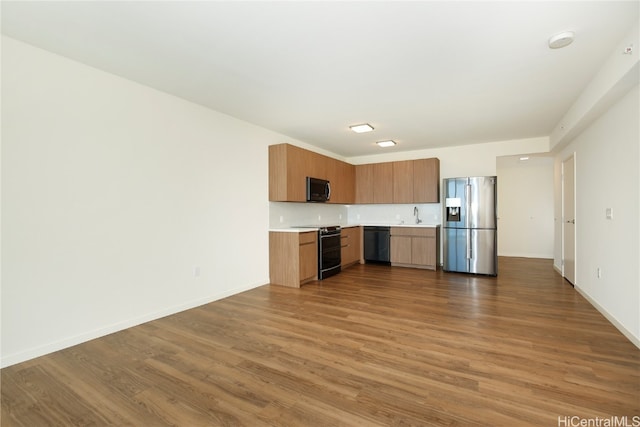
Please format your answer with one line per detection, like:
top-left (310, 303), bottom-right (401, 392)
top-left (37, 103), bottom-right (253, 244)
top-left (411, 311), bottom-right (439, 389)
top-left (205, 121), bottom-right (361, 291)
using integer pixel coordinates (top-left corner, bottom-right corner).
top-left (549, 22), bottom-right (639, 347)
top-left (0, 37), bottom-right (552, 367)
top-left (5, 28), bottom-right (636, 367)
top-left (555, 85), bottom-right (639, 345)
top-left (496, 155), bottom-right (554, 258)
top-left (347, 137), bottom-right (550, 177)
top-left (550, 23), bottom-right (639, 149)
top-left (0, 36), bottom-right (304, 367)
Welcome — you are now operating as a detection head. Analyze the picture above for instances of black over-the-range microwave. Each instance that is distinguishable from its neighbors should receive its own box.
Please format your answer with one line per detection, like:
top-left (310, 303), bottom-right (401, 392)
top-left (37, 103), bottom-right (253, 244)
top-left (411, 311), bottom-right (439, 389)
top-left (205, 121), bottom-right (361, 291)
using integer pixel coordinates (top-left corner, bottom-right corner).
top-left (306, 177), bottom-right (331, 202)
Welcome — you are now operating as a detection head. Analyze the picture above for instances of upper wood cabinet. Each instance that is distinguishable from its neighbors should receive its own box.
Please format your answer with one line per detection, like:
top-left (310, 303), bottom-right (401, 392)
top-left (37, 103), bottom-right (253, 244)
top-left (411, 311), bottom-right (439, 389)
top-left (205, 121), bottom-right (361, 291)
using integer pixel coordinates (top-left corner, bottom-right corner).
top-left (269, 144), bottom-right (310, 202)
top-left (269, 144), bottom-right (355, 203)
top-left (355, 163), bottom-right (374, 203)
top-left (269, 143), bottom-right (438, 204)
top-left (327, 158), bottom-right (355, 204)
top-left (355, 162), bottom-right (394, 204)
top-left (357, 158), bottom-right (440, 204)
top-left (373, 163), bottom-right (394, 204)
top-left (413, 158), bottom-right (440, 203)
top-left (393, 160), bottom-right (414, 203)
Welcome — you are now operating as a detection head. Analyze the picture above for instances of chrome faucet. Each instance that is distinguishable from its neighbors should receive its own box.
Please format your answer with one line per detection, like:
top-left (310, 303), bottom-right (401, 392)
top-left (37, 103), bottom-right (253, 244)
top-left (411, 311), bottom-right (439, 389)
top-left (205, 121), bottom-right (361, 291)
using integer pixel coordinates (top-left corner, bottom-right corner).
top-left (414, 206), bottom-right (422, 224)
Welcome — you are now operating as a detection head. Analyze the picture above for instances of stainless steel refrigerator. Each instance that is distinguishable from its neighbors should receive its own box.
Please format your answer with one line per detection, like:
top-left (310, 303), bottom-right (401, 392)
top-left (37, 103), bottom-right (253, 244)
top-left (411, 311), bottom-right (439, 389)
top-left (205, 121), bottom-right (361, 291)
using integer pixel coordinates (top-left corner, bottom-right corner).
top-left (443, 176), bottom-right (497, 275)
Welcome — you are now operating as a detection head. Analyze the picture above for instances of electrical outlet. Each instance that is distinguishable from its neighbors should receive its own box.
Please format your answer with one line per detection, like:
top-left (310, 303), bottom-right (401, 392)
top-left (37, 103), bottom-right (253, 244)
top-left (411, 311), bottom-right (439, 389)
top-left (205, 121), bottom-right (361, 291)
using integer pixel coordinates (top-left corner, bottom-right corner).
top-left (597, 267), bottom-right (602, 278)
top-left (279, 215), bottom-right (284, 223)
top-left (193, 266), bottom-right (201, 278)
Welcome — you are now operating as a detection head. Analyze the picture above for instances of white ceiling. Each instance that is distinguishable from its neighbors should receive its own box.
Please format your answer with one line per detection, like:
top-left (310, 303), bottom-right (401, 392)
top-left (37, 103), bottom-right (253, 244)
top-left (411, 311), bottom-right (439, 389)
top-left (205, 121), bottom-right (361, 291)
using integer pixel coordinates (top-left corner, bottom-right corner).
top-left (2, 1), bottom-right (638, 157)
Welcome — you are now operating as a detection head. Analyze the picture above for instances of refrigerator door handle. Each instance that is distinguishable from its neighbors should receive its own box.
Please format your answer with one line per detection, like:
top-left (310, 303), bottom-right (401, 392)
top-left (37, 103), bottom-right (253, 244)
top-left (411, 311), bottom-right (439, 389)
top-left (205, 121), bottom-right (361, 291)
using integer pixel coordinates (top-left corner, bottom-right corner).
top-left (466, 232), bottom-right (472, 260)
top-left (465, 184), bottom-right (471, 229)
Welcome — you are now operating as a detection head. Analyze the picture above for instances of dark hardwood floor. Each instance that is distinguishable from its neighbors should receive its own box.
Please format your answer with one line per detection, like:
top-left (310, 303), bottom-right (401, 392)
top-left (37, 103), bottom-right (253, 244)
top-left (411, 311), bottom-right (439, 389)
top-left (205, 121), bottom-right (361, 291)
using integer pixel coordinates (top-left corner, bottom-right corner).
top-left (2, 257), bottom-right (639, 426)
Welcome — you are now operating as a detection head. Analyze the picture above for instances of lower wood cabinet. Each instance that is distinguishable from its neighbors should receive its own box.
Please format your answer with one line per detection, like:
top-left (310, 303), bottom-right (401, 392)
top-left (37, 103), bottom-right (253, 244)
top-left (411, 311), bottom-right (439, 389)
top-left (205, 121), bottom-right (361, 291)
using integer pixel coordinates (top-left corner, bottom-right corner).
top-left (270, 231), bottom-right (317, 287)
top-left (390, 226), bottom-right (440, 270)
top-left (340, 226), bottom-right (361, 267)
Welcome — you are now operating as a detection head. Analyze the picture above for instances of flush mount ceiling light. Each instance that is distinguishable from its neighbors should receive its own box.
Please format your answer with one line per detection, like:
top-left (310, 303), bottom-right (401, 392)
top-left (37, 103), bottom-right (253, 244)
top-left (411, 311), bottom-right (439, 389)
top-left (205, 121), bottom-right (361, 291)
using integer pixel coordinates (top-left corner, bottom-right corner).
top-left (519, 156), bottom-right (530, 161)
top-left (548, 31), bottom-right (575, 49)
top-left (350, 123), bottom-right (374, 133)
top-left (376, 140), bottom-right (396, 148)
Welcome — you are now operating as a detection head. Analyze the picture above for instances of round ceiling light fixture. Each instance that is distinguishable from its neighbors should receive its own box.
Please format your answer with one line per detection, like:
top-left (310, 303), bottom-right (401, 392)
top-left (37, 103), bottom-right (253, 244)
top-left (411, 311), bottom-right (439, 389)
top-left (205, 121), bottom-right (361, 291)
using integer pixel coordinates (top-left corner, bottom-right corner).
top-left (548, 31), bottom-right (575, 49)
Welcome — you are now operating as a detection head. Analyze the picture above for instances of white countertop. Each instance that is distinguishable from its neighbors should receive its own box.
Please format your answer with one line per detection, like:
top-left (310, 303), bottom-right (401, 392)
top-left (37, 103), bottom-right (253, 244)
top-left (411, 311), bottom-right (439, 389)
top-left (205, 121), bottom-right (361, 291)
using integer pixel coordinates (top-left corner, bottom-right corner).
top-left (359, 223), bottom-right (440, 228)
top-left (269, 227), bottom-right (319, 233)
top-left (270, 223), bottom-right (440, 232)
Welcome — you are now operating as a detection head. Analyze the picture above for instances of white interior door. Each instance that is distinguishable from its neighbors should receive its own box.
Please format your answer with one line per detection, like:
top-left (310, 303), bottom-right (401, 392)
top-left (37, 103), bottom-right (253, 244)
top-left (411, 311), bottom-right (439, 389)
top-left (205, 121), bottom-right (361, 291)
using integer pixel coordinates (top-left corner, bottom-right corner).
top-left (562, 155), bottom-right (576, 285)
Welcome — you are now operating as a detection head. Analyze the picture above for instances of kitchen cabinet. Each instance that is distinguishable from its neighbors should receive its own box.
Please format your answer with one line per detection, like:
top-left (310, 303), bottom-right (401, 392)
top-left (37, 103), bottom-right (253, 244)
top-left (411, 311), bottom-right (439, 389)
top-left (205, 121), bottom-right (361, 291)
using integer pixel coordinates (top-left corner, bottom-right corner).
top-left (373, 163), bottom-right (394, 203)
top-left (340, 226), bottom-right (361, 267)
top-left (355, 163), bottom-right (374, 203)
top-left (355, 162), bottom-right (394, 204)
top-left (390, 226), bottom-right (440, 270)
top-left (269, 143), bottom-right (438, 205)
top-left (269, 144), bottom-right (310, 202)
top-left (269, 143), bottom-right (355, 203)
top-left (269, 231), bottom-right (318, 287)
top-left (393, 158), bottom-right (440, 203)
top-left (393, 160), bottom-right (414, 203)
top-left (413, 158), bottom-right (440, 203)
top-left (357, 158), bottom-right (439, 204)
top-left (298, 232), bottom-right (318, 282)
top-left (327, 158), bottom-right (355, 204)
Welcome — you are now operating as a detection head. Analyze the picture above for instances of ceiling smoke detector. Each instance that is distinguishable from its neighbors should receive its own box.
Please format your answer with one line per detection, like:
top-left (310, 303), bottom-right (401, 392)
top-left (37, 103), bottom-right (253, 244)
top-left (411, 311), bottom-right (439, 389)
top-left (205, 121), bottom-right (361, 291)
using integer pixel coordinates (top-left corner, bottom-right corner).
top-left (548, 31), bottom-right (575, 49)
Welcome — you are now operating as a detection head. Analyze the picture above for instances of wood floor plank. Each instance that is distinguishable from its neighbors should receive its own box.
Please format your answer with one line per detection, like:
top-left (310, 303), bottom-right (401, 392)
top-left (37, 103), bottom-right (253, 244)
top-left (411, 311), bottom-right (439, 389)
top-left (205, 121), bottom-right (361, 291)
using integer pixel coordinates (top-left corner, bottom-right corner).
top-left (2, 257), bottom-right (639, 426)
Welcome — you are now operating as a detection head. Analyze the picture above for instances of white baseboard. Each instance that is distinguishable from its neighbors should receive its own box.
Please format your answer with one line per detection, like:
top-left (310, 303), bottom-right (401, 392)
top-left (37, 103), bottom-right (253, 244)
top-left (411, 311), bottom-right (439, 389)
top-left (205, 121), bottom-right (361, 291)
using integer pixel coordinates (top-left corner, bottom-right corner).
top-left (575, 285), bottom-right (640, 350)
top-left (1, 279), bottom-right (268, 368)
top-left (497, 252), bottom-right (554, 259)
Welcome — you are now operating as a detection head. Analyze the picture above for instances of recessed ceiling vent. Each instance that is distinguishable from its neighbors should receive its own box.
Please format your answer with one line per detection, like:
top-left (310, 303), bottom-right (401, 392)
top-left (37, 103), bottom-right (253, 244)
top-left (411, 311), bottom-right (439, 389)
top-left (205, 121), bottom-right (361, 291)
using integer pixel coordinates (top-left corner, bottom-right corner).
top-left (548, 31), bottom-right (575, 49)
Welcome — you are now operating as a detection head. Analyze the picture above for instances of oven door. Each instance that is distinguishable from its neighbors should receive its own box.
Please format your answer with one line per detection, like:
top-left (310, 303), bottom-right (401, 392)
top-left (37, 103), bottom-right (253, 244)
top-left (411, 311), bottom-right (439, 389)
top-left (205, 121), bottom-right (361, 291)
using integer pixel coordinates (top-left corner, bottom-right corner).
top-left (319, 233), bottom-right (341, 279)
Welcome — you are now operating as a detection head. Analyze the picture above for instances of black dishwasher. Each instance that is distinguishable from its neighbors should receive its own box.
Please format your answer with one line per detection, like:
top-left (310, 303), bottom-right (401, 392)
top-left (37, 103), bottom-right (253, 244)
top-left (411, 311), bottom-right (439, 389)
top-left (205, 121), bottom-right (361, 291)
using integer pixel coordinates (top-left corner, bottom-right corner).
top-left (363, 226), bottom-right (391, 264)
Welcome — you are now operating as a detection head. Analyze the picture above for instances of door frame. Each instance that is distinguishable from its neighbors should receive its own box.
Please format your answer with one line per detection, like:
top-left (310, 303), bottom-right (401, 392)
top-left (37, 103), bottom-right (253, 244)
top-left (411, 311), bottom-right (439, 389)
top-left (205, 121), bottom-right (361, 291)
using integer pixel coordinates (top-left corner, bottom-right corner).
top-left (562, 153), bottom-right (576, 285)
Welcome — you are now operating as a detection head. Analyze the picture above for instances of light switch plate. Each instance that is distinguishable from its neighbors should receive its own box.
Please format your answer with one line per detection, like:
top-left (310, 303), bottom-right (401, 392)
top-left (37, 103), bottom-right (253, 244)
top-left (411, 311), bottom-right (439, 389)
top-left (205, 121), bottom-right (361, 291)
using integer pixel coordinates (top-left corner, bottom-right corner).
top-left (606, 208), bottom-right (613, 220)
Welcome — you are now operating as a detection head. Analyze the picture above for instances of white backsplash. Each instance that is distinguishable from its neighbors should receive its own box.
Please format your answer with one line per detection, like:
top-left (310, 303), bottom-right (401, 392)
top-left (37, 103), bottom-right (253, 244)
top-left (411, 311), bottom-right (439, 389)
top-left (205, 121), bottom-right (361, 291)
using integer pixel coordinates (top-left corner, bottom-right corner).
top-left (269, 202), bottom-right (349, 228)
top-left (348, 203), bottom-right (442, 225)
top-left (270, 202), bottom-right (442, 228)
